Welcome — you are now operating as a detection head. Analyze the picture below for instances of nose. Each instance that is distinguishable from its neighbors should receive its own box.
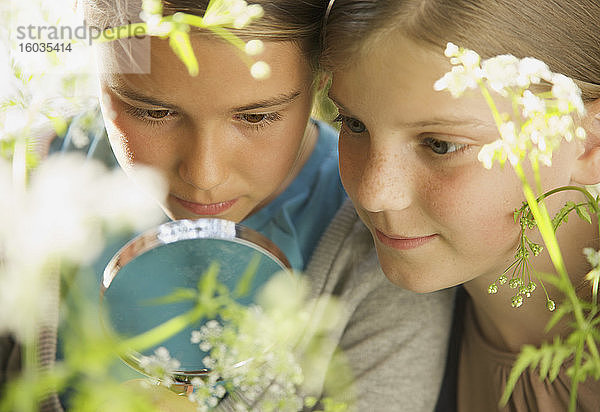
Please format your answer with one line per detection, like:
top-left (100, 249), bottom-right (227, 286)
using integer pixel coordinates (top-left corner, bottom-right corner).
top-left (178, 129), bottom-right (229, 191)
top-left (354, 147), bottom-right (413, 213)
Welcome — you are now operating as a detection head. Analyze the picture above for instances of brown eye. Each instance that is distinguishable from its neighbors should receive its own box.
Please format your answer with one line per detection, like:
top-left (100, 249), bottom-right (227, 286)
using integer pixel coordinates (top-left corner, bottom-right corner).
top-left (242, 113), bottom-right (267, 123)
top-left (147, 109), bottom-right (170, 119)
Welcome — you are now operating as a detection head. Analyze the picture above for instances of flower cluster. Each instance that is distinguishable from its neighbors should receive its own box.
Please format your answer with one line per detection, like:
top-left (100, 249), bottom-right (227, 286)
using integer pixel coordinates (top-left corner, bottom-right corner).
top-left (434, 42), bottom-right (587, 170)
top-left (183, 274), bottom-right (346, 412)
top-left (139, 346), bottom-right (182, 387)
top-left (202, 0), bottom-right (264, 29)
top-left (138, 0), bottom-right (270, 79)
top-left (0, 154), bottom-right (166, 340)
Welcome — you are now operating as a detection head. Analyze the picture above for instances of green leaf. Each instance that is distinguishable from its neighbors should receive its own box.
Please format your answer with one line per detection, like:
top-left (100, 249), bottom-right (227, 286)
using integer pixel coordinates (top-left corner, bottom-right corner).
top-left (545, 301), bottom-right (572, 332)
top-left (551, 201), bottom-right (575, 229)
top-left (198, 261), bottom-right (220, 302)
top-left (141, 287), bottom-right (197, 305)
top-left (549, 344), bottom-right (573, 381)
top-left (576, 204), bottom-right (592, 224)
top-left (500, 345), bottom-right (541, 406)
top-left (514, 209), bottom-right (521, 223)
top-left (539, 345), bottom-right (553, 379)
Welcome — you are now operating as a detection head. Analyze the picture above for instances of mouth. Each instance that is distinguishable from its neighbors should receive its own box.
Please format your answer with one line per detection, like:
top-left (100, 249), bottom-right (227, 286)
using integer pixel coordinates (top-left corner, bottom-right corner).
top-left (374, 229), bottom-right (437, 251)
top-left (172, 195), bottom-right (238, 216)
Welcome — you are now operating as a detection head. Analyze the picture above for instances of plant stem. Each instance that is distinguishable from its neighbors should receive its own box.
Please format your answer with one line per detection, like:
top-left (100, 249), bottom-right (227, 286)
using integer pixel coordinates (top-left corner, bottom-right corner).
top-left (513, 163), bottom-right (585, 327)
top-left (535, 186), bottom-right (599, 212)
top-left (586, 334), bottom-right (600, 365)
top-left (478, 82), bottom-right (505, 128)
top-left (121, 305), bottom-right (205, 354)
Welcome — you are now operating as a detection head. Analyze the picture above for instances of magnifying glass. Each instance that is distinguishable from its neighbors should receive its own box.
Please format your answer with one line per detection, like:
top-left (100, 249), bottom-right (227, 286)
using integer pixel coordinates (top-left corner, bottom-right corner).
top-left (100, 218), bottom-right (291, 387)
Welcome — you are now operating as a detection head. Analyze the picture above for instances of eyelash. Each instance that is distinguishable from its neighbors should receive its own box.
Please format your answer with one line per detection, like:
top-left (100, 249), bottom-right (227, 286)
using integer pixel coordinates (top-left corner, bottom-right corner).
top-left (234, 112), bottom-right (283, 131)
top-left (124, 105), bottom-right (282, 131)
top-left (333, 114), bottom-right (367, 134)
top-left (124, 105), bottom-right (177, 127)
top-left (333, 114), bottom-right (470, 157)
top-left (420, 137), bottom-right (470, 157)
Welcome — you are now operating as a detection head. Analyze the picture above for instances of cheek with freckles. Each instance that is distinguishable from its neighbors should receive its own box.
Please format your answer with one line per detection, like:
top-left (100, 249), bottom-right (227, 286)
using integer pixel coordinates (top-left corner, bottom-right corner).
top-left (426, 164), bottom-right (523, 254)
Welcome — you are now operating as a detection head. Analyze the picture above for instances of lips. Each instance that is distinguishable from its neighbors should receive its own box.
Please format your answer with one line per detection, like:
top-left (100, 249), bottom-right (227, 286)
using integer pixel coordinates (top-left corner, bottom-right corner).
top-left (173, 195), bottom-right (238, 216)
top-left (375, 229), bottom-right (437, 250)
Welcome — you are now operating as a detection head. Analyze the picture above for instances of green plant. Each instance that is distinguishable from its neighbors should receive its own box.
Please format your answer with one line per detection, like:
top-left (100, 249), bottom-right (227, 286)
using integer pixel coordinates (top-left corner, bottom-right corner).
top-left (436, 42), bottom-right (600, 411)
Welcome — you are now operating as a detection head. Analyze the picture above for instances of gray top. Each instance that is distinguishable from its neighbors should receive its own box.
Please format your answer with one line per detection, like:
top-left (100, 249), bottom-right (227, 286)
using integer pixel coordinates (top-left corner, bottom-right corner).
top-left (303, 200), bottom-right (455, 411)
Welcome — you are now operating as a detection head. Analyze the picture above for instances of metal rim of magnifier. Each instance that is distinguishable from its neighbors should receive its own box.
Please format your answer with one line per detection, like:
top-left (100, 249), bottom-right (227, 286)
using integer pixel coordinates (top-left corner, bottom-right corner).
top-left (100, 218), bottom-right (292, 383)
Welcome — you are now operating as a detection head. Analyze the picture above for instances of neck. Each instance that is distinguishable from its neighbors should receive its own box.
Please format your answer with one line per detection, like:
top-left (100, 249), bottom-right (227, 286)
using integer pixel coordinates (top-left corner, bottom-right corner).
top-left (464, 189), bottom-right (598, 352)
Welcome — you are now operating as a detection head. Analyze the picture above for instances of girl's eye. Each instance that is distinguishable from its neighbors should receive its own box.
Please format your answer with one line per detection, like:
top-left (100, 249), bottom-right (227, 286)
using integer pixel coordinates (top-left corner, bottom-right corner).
top-left (333, 114), bottom-right (367, 134)
top-left (146, 109), bottom-right (171, 119)
top-left (125, 105), bottom-right (176, 124)
top-left (422, 137), bottom-right (467, 155)
top-left (241, 113), bottom-right (267, 124)
top-left (234, 112), bottom-right (282, 129)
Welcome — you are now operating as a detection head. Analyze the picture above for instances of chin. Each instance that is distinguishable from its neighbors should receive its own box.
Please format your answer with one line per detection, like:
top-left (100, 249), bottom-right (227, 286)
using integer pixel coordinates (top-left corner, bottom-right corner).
top-left (378, 260), bottom-right (454, 294)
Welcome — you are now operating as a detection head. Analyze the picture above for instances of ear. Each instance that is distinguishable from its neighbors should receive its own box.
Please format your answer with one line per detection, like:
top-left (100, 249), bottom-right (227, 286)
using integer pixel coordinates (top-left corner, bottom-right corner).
top-left (572, 98), bottom-right (600, 185)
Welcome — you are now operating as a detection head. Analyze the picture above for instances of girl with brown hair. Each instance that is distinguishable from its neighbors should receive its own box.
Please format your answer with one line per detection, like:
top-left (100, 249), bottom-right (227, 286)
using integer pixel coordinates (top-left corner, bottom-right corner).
top-left (322, 0), bottom-right (600, 410)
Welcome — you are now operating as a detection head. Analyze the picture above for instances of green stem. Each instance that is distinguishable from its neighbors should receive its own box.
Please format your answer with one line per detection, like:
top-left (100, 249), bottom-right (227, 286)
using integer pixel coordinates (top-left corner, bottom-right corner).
top-left (513, 163), bottom-right (585, 327)
top-left (586, 334), bottom-right (600, 366)
top-left (593, 276), bottom-right (599, 308)
top-left (121, 305), bottom-right (205, 354)
top-left (535, 186), bottom-right (599, 213)
top-left (478, 82), bottom-right (505, 129)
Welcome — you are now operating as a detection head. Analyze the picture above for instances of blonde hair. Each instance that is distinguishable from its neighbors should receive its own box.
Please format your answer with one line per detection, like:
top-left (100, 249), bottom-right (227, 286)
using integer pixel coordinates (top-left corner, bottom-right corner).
top-left (322, 0), bottom-right (600, 101)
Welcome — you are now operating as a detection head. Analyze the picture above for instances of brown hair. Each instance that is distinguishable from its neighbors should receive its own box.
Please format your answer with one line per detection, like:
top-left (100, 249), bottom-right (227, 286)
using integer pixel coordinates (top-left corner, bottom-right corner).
top-left (322, 0), bottom-right (600, 101)
top-left (84, 0), bottom-right (328, 71)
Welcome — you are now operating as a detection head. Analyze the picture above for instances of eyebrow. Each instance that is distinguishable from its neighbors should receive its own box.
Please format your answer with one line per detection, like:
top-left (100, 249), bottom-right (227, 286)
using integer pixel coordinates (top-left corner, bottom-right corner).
top-left (328, 93), bottom-right (493, 129)
top-left (108, 82), bottom-right (302, 112)
top-left (108, 84), bottom-right (180, 108)
top-left (230, 90), bottom-right (302, 112)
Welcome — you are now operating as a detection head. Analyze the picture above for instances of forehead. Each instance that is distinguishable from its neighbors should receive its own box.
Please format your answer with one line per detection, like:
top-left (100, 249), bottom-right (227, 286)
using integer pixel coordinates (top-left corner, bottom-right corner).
top-left (330, 33), bottom-right (500, 130)
top-left (97, 36), bottom-right (312, 109)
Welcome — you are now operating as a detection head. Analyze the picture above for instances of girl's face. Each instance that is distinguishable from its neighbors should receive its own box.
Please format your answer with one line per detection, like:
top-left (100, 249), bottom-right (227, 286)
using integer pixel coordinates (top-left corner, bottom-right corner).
top-left (329, 34), bottom-right (582, 292)
top-left (96, 36), bottom-right (315, 222)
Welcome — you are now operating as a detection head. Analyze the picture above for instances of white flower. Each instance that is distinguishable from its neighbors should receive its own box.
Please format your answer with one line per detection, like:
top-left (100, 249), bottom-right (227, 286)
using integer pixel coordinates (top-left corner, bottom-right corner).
top-left (450, 49), bottom-right (480, 70)
top-left (244, 39), bottom-right (264, 56)
top-left (444, 42), bottom-right (460, 57)
top-left (250, 61), bottom-right (271, 80)
top-left (517, 57), bottom-right (552, 87)
top-left (434, 65), bottom-right (479, 97)
top-left (0, 154), bottom-right (166, 340)
top-left (437, 45), bottom-right (587, 171)
top-left (551, 73), bottom-right (585, 115)
top-left (202, 0), bottom-right (263, 28)
top-left (575, 127), bottom-right (586, 139)
top-left (139, 346), bottom-right (181, 387)
top-left (481, 54), bottom-right (520, 95)
top-left (499, 121), bottom-right (518, 144)
top-left (520, 90), bottom-right (546, 118)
